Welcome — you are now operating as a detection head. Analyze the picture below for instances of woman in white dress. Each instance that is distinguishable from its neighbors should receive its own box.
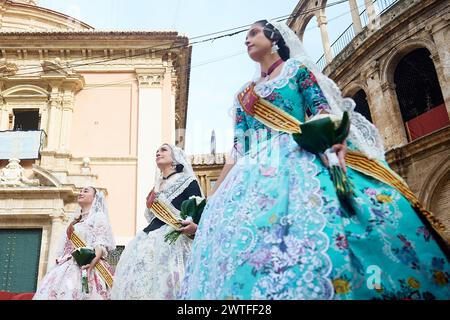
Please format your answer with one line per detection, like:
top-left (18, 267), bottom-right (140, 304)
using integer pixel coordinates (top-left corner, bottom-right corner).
top-left (111, 143), bottom-right (202, 299)
top-left (33, 187), bottom-right (116, 300)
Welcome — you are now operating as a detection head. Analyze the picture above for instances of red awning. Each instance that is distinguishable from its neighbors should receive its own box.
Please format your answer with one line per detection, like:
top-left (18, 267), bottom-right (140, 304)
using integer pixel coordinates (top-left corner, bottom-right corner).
top-left (406, 104), bottom-right (450, 140)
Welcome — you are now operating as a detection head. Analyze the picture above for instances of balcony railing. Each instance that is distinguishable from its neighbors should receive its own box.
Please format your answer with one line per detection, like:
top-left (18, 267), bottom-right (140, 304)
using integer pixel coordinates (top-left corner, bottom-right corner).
top-left (316, 0), bottom-right (399, 71)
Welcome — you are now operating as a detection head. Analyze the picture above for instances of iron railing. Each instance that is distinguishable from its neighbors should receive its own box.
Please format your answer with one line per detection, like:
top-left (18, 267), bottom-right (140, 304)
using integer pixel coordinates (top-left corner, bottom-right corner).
top-left (315, 0), bottom-right (400, 70)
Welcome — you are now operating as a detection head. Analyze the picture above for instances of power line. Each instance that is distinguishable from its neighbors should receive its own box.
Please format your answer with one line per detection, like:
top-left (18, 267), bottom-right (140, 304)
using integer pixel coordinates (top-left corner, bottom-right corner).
top-left (1, 0), bottom-right (353, 78)
top-left (80, 50), bottom-right (247, 91)
top-left (78, 1), bottom-right (367, 90)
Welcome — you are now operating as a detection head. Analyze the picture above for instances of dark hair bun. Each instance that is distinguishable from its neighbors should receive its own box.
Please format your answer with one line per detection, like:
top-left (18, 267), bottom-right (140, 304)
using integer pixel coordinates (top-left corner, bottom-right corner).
top-left (254, 19), bottom-right (291, 61)
top-left (175, 164), bottom-right (184, 173)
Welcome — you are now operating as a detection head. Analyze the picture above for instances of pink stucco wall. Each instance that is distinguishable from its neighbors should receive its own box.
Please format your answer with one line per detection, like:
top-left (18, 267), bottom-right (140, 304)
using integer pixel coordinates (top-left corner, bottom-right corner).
top-left (91, 164), bottom-right (137, 238)
top-left (71, 73), bottom-right (139, 240)
top-left (71, 73), bottom-right (138, 157)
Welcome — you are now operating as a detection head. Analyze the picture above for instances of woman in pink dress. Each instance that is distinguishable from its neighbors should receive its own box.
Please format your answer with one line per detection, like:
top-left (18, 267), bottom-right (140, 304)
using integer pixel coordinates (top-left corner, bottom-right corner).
top-left (33, 187), bottom-right (116, 300)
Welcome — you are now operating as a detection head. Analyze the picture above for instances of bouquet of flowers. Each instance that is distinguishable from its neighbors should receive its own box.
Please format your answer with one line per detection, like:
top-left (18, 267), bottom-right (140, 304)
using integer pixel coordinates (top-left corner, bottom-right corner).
top-left (164, 196), bottom-right (206, 244)
top-left (71, 247), bottom-right (96, 293)
top-left (293, 111), bottom-right (356, 215)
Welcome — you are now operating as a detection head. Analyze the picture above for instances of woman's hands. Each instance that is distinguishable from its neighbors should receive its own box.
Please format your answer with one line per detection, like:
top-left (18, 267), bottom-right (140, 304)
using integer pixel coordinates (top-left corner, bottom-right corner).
top-left (146, 188), bottom-right (156, 208)
top-left (320, 140), bottom-right (348, 173)
top-left (179, 219), bottom-right (198, 237)
top-left (81, 260), bottom-right (98, 278)
top-left (80, 247), bottom-right (103, 280)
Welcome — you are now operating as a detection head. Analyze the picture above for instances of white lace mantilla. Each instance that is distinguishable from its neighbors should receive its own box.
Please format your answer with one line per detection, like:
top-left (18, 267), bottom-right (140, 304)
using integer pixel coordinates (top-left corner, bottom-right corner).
top-left (145, 173), bottom-right (196, 224)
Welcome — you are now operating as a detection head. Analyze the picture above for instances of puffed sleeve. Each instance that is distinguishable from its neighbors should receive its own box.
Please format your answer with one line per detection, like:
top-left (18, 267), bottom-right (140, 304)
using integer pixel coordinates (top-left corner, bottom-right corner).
top-left (297, 65), bottom-right (331, 117)
top-left (230, 98), bottom-right (250, 162)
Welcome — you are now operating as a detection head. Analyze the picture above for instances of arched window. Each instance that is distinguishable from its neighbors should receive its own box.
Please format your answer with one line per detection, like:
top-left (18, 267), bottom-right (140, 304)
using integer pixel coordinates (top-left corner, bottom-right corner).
top-left (352, 89), bottom-right (372, 122)
top-left (394, 48), bottom-right (448, 141)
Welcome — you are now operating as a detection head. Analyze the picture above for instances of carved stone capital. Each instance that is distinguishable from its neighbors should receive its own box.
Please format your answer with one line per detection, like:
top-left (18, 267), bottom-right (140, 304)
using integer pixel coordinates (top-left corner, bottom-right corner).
top-left (49, 209), bottom-right (67, 222)
top-left (135, 68), bottom-right (165, 88)
top-left (316, 14), bottom-right (327, 25)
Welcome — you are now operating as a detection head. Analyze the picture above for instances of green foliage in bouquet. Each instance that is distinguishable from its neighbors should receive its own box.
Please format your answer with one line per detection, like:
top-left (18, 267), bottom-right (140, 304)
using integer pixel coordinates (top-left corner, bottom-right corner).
top-left (293, 111), bottom-right (356, 216)
top-left (72, 247), bottom-right (96, 267)
top-left (164, 196), bottom-right (206, 244)
top-left (72, 247), bottom-right (96, 293)
top-left (293, 111), bottom-right (350, 152)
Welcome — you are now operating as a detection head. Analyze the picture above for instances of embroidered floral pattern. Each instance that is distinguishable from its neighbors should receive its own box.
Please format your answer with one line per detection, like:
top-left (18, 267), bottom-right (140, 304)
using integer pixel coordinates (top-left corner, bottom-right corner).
top-left (33, 212), bottom-right (114, 300)
top-left (181, 61), bottom-right (450, 300)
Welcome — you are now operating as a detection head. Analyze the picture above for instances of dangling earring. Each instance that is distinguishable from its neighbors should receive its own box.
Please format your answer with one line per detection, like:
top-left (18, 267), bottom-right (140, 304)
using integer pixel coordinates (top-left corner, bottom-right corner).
top-left (271, 42), bottom-right (279, 54)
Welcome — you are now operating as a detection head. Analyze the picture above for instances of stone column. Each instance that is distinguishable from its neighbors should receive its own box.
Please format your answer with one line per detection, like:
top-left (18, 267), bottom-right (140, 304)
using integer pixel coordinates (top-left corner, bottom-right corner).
top-left (169, 75), bottom-right (177, 146)
top-left (59, 87), bottom-right (75, 153)
top-left (46, 85), bottom-right (62, 152)
top-left (39, 103), bottom-right (49, 145)
top-left (135, 68), bottom-right (165, 232)
top-left (364, 0), bottom-right (379, 31)
top-left (317, 13), bottom-right (333, 64)
top-left (0, 98), bottom-right (9, 130)
top-left (47, 209), bottom-right (67, 271)
top-left (364, 62), bottom-right (407, 150)
top-left (199, 174), bottom-right (207, 196)
top-left (349, 0), bottom-right (363, 34)
top-left (380, 82), bottom-right (408, 147)
top-left (428, 21), bottom-right (450, 115)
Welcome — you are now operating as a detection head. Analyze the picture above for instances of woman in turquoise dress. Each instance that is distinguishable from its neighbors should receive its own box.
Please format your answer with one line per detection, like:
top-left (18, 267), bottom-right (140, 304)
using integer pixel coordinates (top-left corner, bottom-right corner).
top-left (180, 20), bottom-right (449, 300)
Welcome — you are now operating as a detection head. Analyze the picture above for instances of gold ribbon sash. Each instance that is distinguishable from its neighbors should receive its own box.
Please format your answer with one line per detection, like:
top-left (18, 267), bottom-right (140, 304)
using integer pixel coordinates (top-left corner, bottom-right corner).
top-left (150, 200), bottom-right (183, 230)
top-left (238, 83), bottom-right (301, 134)
top-left (237, 85), bottom-right (448, 242)
top-left (345, 151), bottom-right (447, 236)
top-left (69, 233), bottom-right (114, 289)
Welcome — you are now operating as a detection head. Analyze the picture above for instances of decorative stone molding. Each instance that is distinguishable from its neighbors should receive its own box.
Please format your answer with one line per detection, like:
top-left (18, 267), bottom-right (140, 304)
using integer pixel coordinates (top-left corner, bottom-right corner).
top-left (342, 80), bottom-right (368, 97)
top-left (81, 157), bottom-right (91, 174)
top-left (48, 209), bottom-right (67, 222)
top-left (316, 14), bottom-right (327, 26)
top-left (0, 84), bottom-right (48, 101)
top-left (11, 1), bottom-right (38, 5)
top-left (136, 68), bottom-right (166, 88)
top-left (189, 153), bottom-right (227, 166)
top-left (380, 37), bottom-right (438, 84)
top-left (0, 59), bottom-right (18, 76)
top-left (287, 0), bottom-right (327, 38)
top-left (0, 158), bottom-right (39, 187)
top-left (41, 59), bottom-right (72, 75)
top-left (138, 74), bottom-right (163, 87)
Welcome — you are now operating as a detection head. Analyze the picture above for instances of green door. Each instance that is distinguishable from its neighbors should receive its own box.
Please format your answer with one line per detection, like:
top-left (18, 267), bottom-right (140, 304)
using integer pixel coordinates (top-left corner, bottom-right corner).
top-left (0, 229), bottom-right (42, 293)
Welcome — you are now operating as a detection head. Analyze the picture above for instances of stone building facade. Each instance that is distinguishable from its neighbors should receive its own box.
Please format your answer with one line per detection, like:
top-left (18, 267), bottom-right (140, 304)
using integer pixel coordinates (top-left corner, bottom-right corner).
top-left (287, 0), bottom-right (450, 239)
top-left (191, 0), bottom-right (450, 241)
top-left (0, 0), bottom-right (191, 291)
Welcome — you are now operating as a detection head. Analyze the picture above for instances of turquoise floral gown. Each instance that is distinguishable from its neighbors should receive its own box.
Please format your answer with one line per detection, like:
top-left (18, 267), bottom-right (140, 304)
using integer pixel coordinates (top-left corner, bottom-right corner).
top-left (181, 58), bottom-right (450, 300)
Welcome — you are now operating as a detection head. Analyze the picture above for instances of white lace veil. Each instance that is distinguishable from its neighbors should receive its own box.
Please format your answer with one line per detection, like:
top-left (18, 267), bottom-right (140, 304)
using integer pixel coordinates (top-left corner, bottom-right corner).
top-left (72, 188), bottom-right (116, 251)
top-left (153, 143), bottom-right (202, 195)
top-left (253, 21), bottom-right (385, 160)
